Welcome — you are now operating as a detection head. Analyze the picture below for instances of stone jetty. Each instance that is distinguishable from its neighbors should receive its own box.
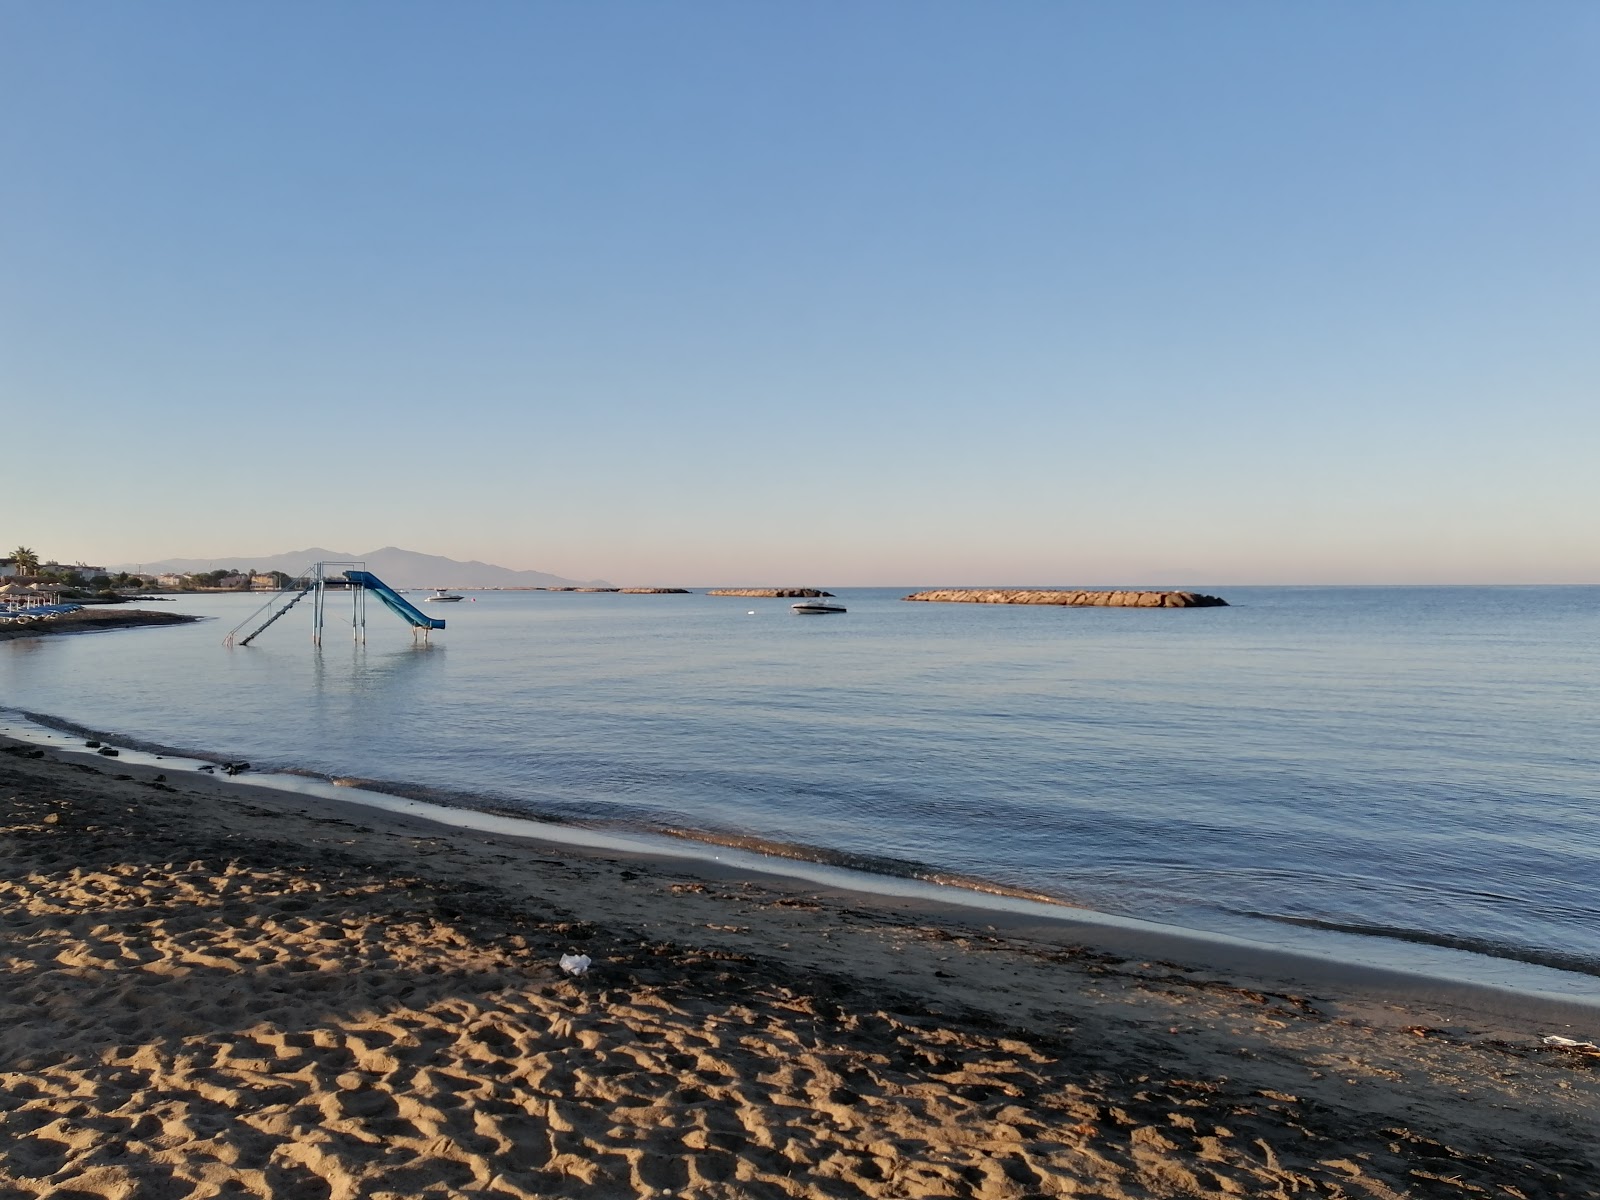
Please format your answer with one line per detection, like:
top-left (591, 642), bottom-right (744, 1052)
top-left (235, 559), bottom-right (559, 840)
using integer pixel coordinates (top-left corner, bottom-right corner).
top-left (536, 586), bottom-right (688, 594)
top-left (708, 588), bottom-right (834, 598)
top-left (902, 589), bottom-right (1227, 608)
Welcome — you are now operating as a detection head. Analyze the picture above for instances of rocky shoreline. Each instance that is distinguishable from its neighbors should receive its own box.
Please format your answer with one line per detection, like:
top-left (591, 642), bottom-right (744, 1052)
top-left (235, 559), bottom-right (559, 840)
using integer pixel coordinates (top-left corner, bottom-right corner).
top-left (903, 588), bottom-right (1228, 608)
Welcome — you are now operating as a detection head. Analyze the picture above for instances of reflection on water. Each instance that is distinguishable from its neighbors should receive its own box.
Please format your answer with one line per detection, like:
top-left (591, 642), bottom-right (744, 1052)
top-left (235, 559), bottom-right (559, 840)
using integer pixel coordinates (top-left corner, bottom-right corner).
top-left (312, 640), bottom-right (443, 690)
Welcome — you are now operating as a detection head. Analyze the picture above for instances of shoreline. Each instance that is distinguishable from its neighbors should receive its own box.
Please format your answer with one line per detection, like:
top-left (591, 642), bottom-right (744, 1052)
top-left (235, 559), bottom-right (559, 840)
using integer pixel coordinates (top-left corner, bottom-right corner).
top-left (7, 706), bottom-right (1599, 1004)
top-left (2, 733), bottom-right (1597, 1197)
top-left (6, 728), bottom-right (1599, 1028)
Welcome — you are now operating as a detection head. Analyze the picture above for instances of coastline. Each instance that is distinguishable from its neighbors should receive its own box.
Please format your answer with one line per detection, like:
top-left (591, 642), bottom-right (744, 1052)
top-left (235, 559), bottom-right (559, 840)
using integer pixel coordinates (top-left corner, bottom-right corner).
top-left (0, 607), bottom-right (200, 642)
top-left (3, 733), bottom-right (1597, 1197)
top-left (8, 704), bottom-right (1600, 1000)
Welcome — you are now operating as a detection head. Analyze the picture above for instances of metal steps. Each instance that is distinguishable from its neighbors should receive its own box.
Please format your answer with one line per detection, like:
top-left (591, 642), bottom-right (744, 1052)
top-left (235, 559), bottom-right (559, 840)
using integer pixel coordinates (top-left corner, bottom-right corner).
top-left (223, 580), bottom-right (315, 647)
top-left (237, 585), bottom-right (314, 645)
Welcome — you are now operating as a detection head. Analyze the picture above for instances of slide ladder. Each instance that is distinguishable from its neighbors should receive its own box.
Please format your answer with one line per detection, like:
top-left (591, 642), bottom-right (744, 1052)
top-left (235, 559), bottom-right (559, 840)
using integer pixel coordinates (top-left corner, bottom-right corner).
top-left (224, 579), bottom-right (316, 647)
top-left (343, 570), bottom-right (446, 631)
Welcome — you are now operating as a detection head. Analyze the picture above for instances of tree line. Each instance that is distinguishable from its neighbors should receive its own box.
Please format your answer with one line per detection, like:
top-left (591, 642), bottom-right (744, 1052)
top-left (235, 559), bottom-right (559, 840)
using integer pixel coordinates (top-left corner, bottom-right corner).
top-left (7, 546), bottom-right (292, 593)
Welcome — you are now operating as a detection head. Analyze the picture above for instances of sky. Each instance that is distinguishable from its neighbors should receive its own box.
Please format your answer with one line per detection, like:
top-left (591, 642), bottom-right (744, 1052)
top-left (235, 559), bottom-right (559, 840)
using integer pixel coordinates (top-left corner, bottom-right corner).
top-left (3, 2), bottom-right (1596, 586)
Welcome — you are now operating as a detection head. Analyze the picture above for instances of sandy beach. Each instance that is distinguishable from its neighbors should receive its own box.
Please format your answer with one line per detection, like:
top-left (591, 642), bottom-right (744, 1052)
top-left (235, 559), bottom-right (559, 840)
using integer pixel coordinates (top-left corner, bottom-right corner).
top-left (2, 735), bottom-right (1597, 1199)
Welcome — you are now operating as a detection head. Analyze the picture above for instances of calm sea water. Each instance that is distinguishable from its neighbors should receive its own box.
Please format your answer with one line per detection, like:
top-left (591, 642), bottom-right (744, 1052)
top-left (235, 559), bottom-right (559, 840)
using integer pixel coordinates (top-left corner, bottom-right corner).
top-left (4, 586), bottom-right (1597, 997)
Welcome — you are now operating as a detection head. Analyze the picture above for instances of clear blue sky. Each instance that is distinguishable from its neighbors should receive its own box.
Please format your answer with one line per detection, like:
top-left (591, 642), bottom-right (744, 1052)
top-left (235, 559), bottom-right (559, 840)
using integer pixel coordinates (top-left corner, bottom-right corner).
top-left (4, 2), bottom-right (1596, 585)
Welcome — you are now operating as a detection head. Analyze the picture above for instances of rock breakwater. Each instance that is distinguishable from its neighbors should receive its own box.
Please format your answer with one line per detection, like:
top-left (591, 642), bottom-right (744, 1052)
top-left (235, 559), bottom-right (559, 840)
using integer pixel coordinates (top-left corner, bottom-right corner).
top-left (531, 587), bottom-right (689, 593)
top-left (708, 588), bottom-right (834, 598)
top-left (903, 589), bottom-right (1227, 608)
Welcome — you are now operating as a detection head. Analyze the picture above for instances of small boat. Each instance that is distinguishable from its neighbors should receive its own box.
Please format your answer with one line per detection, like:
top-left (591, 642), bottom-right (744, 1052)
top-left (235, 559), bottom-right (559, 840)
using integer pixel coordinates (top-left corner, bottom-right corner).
top-left (791, 598), bottom-right (846, 615)
top-left (423, 589), bottom-right (464, 603)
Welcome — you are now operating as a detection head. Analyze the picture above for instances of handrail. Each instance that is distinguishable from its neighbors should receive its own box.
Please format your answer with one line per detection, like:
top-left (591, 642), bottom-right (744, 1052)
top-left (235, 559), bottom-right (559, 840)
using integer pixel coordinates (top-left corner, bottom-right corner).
top-left (222, 565), bottom-right (319, 646)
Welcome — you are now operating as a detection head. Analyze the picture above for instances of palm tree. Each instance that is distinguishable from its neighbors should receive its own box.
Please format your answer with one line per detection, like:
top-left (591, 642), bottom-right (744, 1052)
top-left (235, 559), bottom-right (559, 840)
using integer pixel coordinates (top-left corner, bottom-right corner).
top-left (10, 546), bottom-right (39, 577)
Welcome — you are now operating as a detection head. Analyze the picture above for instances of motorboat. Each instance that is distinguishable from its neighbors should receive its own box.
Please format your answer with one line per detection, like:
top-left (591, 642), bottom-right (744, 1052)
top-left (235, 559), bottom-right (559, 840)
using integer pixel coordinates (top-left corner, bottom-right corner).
top-left (791, 598), bottom-right (846, 615)
top-left (423, 589), bottom-right (465, 603)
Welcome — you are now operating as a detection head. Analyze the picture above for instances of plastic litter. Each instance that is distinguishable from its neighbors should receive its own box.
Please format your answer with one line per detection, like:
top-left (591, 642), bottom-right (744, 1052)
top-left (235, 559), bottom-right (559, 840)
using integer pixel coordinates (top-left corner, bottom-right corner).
top-left (559, 953), bottom-right (591, 976)
top-left (1541, 1035), bottom-right (1599, 1050)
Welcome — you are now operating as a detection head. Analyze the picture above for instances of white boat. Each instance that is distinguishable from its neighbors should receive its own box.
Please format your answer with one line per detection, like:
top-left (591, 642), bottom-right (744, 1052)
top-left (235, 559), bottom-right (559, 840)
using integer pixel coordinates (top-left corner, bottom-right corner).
top-left (791, 597), bottom-right (846, 615)
top-left (423, 589), bottom-right (464, 603)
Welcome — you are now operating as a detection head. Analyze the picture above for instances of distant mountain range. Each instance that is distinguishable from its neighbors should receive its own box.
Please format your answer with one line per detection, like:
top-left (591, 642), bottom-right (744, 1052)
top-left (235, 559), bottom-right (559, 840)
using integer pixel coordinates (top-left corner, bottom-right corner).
top-left (113, 547), bottom-right (608, 590)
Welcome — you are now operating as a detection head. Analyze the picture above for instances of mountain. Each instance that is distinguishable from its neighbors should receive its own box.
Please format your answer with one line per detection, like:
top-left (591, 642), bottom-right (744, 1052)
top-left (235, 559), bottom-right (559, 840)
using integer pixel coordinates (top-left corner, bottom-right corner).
top-left (113, 547), bottom-right (608, 590)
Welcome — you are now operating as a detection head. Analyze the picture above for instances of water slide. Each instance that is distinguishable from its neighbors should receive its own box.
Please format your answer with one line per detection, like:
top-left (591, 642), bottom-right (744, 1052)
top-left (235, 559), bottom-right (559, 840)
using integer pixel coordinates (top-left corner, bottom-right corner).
top-left (343, 570), bottom-right (447, 630)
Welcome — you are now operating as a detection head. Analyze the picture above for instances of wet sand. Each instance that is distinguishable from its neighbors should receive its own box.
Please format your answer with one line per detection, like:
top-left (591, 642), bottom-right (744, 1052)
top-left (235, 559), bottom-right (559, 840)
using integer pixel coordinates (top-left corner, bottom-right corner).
top-left (2, 736), bottom-right (1597, 1199)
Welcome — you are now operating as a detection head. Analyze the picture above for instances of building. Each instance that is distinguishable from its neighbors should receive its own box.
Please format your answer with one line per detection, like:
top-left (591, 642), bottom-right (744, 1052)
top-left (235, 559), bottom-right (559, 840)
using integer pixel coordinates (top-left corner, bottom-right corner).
top-left (42, 562), bottom-right (107, 581)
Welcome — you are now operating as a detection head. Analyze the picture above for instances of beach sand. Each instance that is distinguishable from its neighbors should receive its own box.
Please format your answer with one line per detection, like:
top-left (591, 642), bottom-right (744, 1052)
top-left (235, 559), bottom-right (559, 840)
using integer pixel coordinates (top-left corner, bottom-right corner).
top-left (2, 736), bottom-right (1596, 1199)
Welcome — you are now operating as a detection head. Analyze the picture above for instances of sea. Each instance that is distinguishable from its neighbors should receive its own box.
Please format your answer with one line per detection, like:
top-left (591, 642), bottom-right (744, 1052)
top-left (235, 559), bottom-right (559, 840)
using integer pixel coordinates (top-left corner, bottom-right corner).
top-left (3, 585), bottom-right (1597, 1001)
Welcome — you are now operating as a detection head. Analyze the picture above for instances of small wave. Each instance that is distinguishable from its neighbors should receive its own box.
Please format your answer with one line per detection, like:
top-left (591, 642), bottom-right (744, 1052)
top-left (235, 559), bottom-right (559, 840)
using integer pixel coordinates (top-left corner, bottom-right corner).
top-left (7, 709), bottom-right (1072, 908)
top-left (279, 770), bottom-right (642, 832)
top-left (294, 778), bottom-right (1075, 906)
top-left (656, 827), bottom-right (1068, 905)
top-left (278, 768), bottom-right (1074, 906)
top-left (7, 709), bottom-right (244, 767)
top-left (1235, 910), bottom-right (1600, 978)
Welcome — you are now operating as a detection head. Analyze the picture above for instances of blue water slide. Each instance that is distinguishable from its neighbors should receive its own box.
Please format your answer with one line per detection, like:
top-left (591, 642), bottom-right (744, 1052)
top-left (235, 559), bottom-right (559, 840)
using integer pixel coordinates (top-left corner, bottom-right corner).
top-left (343, 570), bottom-right (446, 630)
